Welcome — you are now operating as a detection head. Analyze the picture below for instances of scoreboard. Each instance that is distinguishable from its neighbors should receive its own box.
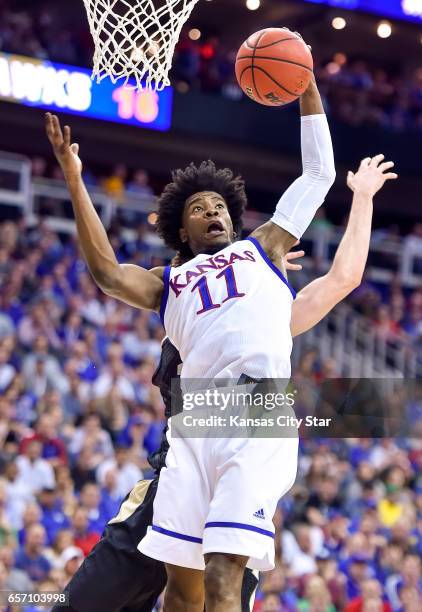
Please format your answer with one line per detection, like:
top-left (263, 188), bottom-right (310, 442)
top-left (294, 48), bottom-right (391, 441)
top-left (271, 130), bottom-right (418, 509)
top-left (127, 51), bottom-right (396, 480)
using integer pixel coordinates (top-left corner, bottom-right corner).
top-left (0, 53), bottom-right (173, 132)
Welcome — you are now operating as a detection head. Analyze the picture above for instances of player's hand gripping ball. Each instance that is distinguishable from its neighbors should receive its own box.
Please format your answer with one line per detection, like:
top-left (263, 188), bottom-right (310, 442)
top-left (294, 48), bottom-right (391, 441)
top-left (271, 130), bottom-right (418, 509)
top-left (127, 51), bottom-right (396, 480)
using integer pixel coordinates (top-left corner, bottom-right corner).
top-left (235, 28), bottom-right (313, 107)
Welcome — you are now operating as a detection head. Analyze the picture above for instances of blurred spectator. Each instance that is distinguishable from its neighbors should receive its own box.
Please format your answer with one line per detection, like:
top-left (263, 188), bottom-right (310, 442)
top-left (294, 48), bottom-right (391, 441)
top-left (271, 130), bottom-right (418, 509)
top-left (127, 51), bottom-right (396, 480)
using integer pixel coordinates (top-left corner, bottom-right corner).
top-left (78, 275), bottom-right (106, 327)
top-left (102, 164), bottom-right (128, 200)
top-left (44, 529), bottom-right (75, 569)
top-left (20, 413), bottom-right (67, 466)
top-left (0, 478), bottom-right (15, 547)
top-left (345, 578), bottom-right (392, 612)
top-left (14, 524), bottom-right (51, 583)
top-left (66, 340), bottom-right (97, 382)
top-left (118, 413), bottom-right (152, 470)
top-left (258, 565), bottom-right (297, 610)
top-left (92, 343), bottom-right (135, 402)
top-left (385, 553), bottom-right (422, 611)
top-left (284, 524), bottom-right (319, 577)
top-left (0, 343), bottom-right (16, 392)
top-left (378, 484), bottom-right (405, 528)
top-left (59, 545), bottom-right (84, 585)
top-left (3, 458), bottom-right (34, 530)
top-left (62, 368), bottom-right (87, 423)
top-left (70, 447), bottom-right (97, 493)
top-left (96, 445), bottom-right (143, 498)
top-left (306, 475), bottom-right (342, 526)
top-left (127, 169), bottom-right (154, 197)
top-left (121, 313), bottom-right (162, 365)
top-left (21, 335), bottom-right (67, 395)
top-left (71, 506), bottom-right (101, 557)
top-left (298, 574), bottom-right (335, 611)
top-left (69, 413), bottom-right (113, 467)
top-left (16, 439), bottom-right (56, 494)
top-left (0, 544), bottom-right (34, 592)
top-left (343, 555), bottom-right (373, 600)
top-left (38, 487), bottom-right (71, 546)
top-left (259, 592), bottom-right (283, 611)
top-left (18, 308), bottom-right (62, 353)
top-left (18, 503), bottom-right (42, 547)
top-left (99, 468), bottom-right (123, 522)
top-left (31, 157), bottom-right (48, 178)
top-left (79, 483), bottom-right (107, 535)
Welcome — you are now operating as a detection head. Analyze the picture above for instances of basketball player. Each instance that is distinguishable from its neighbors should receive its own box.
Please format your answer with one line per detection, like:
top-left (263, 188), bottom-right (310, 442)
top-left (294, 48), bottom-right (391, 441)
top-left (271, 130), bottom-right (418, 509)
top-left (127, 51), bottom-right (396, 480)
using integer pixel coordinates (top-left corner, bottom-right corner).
top-left (52, 212), bottom-right (376, 612)
top-left (53, 270), bottom-right (303, 612)
top-left (52, 202), bottom-right (386, 612)
top-left (51, 250), bottom-right (303, 612)
top-left (45, 66), bottom-right (396, 609)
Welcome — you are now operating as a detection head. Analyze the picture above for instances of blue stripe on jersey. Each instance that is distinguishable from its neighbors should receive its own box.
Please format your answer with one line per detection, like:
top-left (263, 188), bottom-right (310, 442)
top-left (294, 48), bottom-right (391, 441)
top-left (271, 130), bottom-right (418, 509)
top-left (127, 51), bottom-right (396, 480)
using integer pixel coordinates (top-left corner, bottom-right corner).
top-left (246, 236), bottom-right (297, 299)
top-left (159, 265), bottom-right (171, 326)
top-left (205, 521), bottom-right (275, 539)
top-left (152, 525), bottom-right (203, 544)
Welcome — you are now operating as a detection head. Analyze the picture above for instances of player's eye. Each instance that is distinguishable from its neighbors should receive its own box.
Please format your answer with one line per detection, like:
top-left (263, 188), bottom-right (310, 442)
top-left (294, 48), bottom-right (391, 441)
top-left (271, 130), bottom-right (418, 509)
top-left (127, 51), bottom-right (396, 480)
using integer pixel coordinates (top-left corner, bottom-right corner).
top-left (215, 203), bottom-right (225, 209)
top-left (193, 205), bottom-right (203, 213)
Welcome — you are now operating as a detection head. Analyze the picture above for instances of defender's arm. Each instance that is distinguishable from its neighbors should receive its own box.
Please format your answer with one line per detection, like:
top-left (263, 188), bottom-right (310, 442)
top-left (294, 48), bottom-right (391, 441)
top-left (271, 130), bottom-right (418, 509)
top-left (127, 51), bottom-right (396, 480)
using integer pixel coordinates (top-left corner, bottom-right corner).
top-left (291, 155), bottom-right (398, 337)
top-left (45, 113), bottom-right (163, 312)
top-left (252, 74), bottom-right (336, 261)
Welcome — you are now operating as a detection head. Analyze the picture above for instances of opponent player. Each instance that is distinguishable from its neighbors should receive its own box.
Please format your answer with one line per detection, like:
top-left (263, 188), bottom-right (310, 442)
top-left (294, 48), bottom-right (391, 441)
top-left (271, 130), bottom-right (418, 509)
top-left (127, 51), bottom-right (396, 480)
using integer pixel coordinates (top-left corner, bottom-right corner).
top-left (45, 67), bottom-right (396, 610)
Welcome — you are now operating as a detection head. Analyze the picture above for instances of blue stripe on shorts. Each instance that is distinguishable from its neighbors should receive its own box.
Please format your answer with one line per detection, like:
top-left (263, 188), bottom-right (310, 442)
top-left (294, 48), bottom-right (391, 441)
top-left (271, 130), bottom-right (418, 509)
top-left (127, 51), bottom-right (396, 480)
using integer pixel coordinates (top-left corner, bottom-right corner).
top-left (204, 521), bottom-right (274, 539)
top-left (152, 525), bottom-right (203, 544)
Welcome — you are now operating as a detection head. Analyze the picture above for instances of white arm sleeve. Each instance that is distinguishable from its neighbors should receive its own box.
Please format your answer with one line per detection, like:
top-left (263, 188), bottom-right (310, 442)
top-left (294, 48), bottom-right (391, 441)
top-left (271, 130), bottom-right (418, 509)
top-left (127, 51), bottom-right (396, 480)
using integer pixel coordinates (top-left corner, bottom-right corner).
top-left (271, 114), bottom-right (336, 239)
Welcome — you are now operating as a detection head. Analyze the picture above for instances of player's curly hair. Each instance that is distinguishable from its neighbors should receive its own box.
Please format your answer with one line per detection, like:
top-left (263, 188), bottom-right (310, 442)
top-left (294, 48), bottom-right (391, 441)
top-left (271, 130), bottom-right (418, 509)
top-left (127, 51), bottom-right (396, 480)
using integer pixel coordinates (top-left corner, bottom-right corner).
top-left (156, 160), bottom-right (247, 260)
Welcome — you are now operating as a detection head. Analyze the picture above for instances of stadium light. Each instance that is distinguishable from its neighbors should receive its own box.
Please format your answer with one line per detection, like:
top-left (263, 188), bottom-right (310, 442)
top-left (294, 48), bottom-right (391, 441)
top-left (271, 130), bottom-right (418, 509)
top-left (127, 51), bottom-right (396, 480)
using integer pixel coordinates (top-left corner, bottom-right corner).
top-left (377, 21), bottom-right (392, 38)
top-left (147, 212), bottom-right (158, 225)
top-left (246, 0), bottom-right (260, 10)
top-left (332, 17), bottom-right (346, 30)
top-left (188, 28), bottom-right (201, 40)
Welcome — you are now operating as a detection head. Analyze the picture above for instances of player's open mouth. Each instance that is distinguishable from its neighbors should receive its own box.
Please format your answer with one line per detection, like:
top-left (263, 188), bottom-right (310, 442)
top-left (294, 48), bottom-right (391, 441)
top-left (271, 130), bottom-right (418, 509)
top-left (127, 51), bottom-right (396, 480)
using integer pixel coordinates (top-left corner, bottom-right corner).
top-left (206, 221), bottom-right (225, 236)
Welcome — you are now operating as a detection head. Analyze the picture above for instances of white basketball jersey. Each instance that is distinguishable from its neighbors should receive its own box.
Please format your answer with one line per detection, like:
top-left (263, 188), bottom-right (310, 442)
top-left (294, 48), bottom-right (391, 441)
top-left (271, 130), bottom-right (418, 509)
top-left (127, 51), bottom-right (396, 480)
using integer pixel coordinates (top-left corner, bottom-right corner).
top-left (160, 237), bottom-right (296, 381)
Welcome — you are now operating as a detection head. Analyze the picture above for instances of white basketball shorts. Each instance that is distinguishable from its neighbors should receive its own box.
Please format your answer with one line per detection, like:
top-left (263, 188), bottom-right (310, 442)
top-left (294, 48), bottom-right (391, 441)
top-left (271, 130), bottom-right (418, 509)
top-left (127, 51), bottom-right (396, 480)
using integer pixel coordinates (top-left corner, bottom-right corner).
top-left (138, 410), bottom-right (298, 571)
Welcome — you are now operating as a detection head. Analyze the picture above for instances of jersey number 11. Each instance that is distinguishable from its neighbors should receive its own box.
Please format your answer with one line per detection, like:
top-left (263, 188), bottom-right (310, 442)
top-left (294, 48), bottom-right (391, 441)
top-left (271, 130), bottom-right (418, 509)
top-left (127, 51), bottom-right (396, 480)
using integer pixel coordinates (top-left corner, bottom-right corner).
top-left (191, 266), bottom-right (245, 315)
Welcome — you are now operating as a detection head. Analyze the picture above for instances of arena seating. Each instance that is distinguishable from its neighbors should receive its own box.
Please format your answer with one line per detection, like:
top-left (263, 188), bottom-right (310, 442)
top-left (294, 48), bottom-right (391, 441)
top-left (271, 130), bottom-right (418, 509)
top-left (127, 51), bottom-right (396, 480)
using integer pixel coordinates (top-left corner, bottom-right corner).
top-left (1, 164), bottom-right (422, 609)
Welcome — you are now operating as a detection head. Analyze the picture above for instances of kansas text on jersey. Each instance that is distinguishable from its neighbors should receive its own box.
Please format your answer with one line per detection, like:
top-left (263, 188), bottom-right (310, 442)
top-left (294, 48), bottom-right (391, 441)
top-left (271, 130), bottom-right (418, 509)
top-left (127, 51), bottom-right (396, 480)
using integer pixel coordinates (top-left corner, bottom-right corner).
top-left (160, 237), bottom-right (296, 381)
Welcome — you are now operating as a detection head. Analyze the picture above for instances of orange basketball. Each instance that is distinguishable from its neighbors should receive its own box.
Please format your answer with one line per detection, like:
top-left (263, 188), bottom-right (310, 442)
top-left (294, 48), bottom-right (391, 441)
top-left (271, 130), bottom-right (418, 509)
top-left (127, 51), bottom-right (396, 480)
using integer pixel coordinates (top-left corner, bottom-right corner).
top-left (235, 28), bottom-right (313, 107)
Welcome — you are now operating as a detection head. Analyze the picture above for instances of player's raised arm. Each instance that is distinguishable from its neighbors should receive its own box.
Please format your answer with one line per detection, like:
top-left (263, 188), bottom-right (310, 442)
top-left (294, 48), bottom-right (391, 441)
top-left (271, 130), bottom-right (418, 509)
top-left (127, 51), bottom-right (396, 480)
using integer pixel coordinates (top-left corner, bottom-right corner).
top-left (291, 154), bottom-right (398, 337)
top-left (252, 73), bottom-right (336, 261)
top-left (45, 113), bottom-right (163, 312)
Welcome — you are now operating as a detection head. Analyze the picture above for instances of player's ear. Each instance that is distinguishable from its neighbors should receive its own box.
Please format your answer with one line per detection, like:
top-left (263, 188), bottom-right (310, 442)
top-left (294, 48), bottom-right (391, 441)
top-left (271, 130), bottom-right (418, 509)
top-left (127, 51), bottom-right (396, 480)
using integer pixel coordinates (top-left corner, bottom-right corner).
top-left (179, 227), bottom-right (188, 243)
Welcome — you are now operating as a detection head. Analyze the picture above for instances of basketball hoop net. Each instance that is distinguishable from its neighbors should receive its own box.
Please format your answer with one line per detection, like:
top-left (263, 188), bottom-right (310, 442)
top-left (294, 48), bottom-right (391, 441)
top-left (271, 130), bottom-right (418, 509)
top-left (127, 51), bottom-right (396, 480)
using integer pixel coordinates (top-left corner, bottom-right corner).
top-left (81, 0), bottom-right (201, 91)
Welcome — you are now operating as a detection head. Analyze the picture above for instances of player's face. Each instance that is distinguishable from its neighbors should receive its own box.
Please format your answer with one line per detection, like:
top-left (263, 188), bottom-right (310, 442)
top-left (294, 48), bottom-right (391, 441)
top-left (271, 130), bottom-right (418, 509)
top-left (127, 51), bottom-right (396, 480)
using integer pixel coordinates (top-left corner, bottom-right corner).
top-left (180, 191), bottom-right (234, 255)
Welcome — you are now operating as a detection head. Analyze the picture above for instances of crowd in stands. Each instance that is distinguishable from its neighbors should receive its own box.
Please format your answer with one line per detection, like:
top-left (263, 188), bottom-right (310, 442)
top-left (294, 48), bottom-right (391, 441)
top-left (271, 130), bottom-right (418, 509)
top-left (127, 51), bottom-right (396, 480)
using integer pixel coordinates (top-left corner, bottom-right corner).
top-left (352, 239), bottom-right (422, 346)
top-left (173, 39), bottom-right (422, 134)
top-left (1, 0), bottom-right (422, 132)
top-left (32, 155), bottom-right (156, 205)
top-left (316, 58), bottom-right (422, 134)
top-left (1, 216), bottom-right (422, 611)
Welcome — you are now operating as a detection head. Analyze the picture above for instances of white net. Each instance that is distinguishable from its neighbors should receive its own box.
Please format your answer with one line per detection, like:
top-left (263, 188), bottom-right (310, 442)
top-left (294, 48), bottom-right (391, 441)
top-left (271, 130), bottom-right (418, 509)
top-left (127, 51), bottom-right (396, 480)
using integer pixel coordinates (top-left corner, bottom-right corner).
top-left (82, 0), bottom-right (201, 91)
